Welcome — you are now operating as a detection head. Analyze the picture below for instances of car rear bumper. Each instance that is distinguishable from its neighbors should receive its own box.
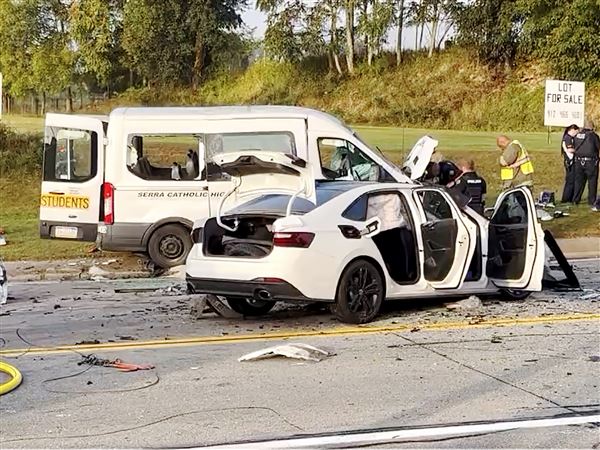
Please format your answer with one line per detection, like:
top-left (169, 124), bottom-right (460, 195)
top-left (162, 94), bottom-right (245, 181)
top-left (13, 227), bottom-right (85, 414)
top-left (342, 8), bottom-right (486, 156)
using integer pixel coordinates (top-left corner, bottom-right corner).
top-left (186, 276), bottom-right (331, 303)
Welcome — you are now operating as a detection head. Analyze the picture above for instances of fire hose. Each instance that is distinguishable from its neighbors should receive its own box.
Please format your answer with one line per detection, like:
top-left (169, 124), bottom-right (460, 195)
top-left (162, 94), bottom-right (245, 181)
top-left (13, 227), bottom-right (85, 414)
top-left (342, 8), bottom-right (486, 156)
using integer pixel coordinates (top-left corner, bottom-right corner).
top-left (0, 360), bottom-right (23, 395)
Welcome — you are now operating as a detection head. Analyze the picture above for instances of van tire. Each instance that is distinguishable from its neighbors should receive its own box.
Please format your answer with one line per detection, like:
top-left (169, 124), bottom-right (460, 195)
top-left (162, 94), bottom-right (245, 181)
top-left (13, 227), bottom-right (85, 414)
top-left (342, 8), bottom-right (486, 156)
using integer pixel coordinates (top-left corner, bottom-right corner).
top-left (148, 224), bottom-right (192, 268)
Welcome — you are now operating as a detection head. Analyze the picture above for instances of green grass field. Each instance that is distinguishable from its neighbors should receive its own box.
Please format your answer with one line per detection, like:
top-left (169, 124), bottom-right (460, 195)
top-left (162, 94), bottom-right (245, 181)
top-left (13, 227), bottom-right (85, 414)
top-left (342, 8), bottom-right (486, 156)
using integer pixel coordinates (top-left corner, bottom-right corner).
top-left (0, 114), bottom-right (598, 261)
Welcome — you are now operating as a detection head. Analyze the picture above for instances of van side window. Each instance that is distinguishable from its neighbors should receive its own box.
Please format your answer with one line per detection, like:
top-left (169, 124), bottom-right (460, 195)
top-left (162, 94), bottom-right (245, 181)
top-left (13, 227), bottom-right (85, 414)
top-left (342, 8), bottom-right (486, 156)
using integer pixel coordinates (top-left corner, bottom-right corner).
top-left (127, 134), bottom-right (203, 181)
top-left (318, 138), bottom-right (392, 182)
top-left (205, 132), bottom-right (296, 181)
top-left (43, 127), bottom-right (98, 183)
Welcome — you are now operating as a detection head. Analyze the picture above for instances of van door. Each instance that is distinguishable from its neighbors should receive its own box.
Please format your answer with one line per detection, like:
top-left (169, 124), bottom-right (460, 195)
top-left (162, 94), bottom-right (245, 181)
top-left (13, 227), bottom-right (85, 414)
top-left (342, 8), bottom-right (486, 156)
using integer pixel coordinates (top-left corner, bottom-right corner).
top-left (486, 187), bottom-right (544, 290)
top-left (413, 188), bottom-right (477, 289)
top-left (40, 114), bottom-right (106, 241)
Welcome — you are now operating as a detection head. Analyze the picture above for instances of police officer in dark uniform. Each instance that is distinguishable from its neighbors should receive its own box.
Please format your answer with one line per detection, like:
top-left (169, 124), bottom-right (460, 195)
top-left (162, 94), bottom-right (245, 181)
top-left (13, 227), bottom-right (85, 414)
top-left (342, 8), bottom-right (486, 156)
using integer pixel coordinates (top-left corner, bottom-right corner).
top-left (572, 119), bottom-right (600, 205)
top-left (447, 158), bottom-right (487, 214)
top-left (561, 124), bottom-right (578, 202)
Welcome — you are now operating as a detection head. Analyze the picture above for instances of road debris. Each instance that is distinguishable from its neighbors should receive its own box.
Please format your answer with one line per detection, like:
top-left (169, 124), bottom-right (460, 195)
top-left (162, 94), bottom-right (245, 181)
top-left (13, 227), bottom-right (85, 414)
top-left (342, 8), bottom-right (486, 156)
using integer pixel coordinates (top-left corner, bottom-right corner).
top-left (239, 343), bottom-right (335, 362)
top-left (88, 265), bottom-right (110, 281)
top-left (79, 354), bottom-right (155, 372)
top-left (191, 294), bottom-right (243, 319)
top-left (445, 295), bottom-right (483, 311)
top-left (0, 259), bottom-right (7, 305)
top-left (589, 356), bottom-right (600, 362)
top-left (580, 290), bottom-right (600, 301)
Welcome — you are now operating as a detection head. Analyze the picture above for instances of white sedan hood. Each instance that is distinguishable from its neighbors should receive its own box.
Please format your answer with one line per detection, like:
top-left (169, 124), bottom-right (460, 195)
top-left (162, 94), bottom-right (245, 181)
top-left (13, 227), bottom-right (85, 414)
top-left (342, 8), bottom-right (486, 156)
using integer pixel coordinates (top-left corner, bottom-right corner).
top-left (402, 135), bottom-right (439, 180)
top-left (215, 152), bottom-right (316, 204)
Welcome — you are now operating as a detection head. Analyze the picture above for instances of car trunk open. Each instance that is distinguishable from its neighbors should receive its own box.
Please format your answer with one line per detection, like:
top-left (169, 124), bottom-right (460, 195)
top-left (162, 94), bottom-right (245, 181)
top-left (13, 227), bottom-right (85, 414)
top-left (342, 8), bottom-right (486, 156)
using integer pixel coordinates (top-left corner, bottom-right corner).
top-left (203, 214), bottom-right (280, 258)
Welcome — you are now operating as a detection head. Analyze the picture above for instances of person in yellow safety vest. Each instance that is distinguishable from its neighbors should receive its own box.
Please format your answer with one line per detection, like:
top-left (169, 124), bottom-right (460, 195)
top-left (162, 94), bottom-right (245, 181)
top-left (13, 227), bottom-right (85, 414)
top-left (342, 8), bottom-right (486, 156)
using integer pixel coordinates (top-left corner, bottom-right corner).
top-left (496, 135), bottom-right (534, 190)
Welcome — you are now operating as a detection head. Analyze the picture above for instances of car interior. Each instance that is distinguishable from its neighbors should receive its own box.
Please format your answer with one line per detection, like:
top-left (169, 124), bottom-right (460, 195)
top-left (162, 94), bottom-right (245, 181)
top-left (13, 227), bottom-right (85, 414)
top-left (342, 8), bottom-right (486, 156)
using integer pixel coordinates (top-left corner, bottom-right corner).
top-left (416, 190), bottom-right (458, 282)
top-left (486, 191), bottom-right (529, 280)
top-left (344, 192), bottom-right (419, 284)
top-left (127, 135), bottom-right (201, 181)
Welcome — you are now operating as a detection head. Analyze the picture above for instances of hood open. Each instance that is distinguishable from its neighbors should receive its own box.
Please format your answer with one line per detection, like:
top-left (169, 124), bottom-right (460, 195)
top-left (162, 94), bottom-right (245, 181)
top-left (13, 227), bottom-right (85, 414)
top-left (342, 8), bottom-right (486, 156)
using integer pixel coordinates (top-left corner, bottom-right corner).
top-left (215, 152), bottom-right (316, 204)
top-left (401, 135), bottom-right (439, 180)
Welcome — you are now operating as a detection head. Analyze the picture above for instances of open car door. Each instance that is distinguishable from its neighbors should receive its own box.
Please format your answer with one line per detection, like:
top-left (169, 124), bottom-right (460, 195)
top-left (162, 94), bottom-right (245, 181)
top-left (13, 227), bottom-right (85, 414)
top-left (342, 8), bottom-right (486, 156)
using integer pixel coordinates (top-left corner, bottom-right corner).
top-left (486, 187), bottom-right (544, 290)
top-left (40, 114), bottom-right (107, 242)
top-left (414, 188), bottom-right (477, 289)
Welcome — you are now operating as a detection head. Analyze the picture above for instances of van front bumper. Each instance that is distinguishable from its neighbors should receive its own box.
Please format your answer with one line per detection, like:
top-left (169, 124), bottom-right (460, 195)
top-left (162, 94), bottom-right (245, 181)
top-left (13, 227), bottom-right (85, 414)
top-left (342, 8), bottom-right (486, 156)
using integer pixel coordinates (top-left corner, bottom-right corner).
top-left (186, 276), bottom-right (330, 303)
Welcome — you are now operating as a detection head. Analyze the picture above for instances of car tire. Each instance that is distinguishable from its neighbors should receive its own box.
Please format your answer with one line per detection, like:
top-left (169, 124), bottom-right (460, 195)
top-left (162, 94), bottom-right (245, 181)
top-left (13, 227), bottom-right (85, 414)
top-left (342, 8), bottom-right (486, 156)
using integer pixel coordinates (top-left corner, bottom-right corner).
top-left (333, 259), bottom-right (384, 324)
top-left (226, 297), bottom-right (276, 316)
top-left (148, 224), bottom-right (192, 268)
top-left (500, 288), bottom-right (532, 300)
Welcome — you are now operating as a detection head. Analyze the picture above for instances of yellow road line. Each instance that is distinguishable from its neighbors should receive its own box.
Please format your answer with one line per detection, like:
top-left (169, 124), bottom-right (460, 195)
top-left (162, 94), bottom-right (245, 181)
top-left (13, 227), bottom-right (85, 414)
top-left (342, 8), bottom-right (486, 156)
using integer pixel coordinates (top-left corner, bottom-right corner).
top-left (1, 312), bottom-right (598, 357)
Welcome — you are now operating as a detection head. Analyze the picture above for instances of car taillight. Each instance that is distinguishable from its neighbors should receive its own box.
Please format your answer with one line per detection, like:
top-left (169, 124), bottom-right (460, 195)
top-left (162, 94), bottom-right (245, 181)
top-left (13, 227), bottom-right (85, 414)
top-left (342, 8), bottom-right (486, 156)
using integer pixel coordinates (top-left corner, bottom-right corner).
top-left (191, 227), bottom-right (203, 244)
top-left (273, 232), bottom-right (314, 248)
top-left (102, 182), bottom-right (114, 225)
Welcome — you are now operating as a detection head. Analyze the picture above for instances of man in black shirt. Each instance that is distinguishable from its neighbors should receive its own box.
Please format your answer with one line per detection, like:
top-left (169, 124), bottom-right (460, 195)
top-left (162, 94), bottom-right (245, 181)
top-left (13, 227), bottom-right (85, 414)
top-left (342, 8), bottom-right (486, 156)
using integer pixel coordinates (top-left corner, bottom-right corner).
top-left (561, 124), bottom-right (579, 202)
top-left (447, 159), bottom-right (487, 214)
top-left (572, 119), bottom-right (600, 205)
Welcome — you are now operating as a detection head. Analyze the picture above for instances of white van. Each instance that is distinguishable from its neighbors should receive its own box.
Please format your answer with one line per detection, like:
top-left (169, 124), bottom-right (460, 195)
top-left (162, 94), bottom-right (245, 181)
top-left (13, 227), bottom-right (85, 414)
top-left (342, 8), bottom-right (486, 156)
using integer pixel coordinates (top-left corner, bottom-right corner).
top-left (40, 106), bottom-right (413, 267)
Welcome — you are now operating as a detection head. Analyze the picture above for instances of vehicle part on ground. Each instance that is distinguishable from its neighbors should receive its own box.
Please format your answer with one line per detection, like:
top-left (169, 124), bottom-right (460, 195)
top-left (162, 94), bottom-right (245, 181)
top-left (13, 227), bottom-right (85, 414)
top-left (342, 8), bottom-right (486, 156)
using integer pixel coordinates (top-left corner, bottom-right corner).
top-left (334, 259), bottom-right (384, 324)
top-left (190, 294), bottom-right (243, 319)
top-left (542, 230), bottom-right (580, 290)
top-left (238, 343), bottom-right (334, 362)
top-left (0, 258), bottom-right (7, 305)
top-left (79, 354), bottom-right (154, 372)
top-left (226, 298), bottom-right (276, 316)
top-left (501, 288), bottom-right (532, 300)
top-left (148, 223), bottom-right (192, 268)
top-left (0, 361), bottom-right (23, 395)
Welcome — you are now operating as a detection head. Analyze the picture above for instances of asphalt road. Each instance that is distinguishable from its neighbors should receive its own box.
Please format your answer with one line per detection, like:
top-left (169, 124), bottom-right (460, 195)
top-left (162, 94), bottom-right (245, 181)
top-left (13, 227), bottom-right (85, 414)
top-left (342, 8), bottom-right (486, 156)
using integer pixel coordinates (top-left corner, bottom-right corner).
top-left (0, 259), bottom-right (599, 448)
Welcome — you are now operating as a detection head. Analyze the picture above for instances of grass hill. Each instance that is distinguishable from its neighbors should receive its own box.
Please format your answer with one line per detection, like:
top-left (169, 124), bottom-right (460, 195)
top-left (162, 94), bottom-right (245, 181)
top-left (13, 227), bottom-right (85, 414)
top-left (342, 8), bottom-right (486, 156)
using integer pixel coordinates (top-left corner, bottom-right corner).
top-left (86, 49), bottom-right (600, 132)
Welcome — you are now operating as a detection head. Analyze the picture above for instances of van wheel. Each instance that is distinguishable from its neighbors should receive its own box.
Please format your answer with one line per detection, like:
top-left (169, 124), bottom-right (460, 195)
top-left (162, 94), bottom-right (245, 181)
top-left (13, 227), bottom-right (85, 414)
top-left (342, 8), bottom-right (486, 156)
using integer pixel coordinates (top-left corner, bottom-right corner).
top-left (333, 260), bottom-right (384, 324)
top-left (148, 224), bottom-right (192, 268)
top-left (226, 298), bottom-right (276, 316)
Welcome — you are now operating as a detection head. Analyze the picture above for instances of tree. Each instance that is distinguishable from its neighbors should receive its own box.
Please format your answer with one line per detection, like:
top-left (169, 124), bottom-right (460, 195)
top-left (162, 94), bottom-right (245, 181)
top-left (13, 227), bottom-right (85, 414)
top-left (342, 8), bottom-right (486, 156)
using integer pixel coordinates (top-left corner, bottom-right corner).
top-left (455, 0), bottom-right (521, 68)
top-left (259, 0), bottom-right (305, 62)
top-left (396, 0), bottom-right (405, 65)
top-left (0, 0), bottom-right (74, 113)
top-left (519, 0), bottom-right (600, 81)
top-left (122, 0), bottom-right (245, 87)
top-left (357, 0), bottom-right (395, 65)
top-left (69, 0), bottom-right (124, 92)
top-left (187, 0), bottom-right (245, 87)
top-left (345, 0), bottom-right (355, 73)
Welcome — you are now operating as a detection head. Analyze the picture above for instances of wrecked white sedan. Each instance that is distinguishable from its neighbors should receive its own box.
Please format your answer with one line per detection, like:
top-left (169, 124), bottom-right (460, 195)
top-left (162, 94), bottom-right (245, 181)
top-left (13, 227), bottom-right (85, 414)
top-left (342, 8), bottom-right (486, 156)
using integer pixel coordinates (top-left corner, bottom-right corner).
top-left (186, 150), bottom-right (545, 324)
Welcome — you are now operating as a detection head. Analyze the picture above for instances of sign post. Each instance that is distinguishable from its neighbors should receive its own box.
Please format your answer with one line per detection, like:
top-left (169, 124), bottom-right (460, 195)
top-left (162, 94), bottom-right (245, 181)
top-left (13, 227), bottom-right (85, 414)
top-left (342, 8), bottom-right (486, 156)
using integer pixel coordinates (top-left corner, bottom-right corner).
top-left (544, 79), bottom-right (585, 128)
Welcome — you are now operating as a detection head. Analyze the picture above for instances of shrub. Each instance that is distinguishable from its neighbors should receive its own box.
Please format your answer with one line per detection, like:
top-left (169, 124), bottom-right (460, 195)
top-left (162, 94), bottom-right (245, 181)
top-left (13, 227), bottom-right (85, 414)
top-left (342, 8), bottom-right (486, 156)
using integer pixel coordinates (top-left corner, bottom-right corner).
top-left (0, 123), bottom-right (43, 176)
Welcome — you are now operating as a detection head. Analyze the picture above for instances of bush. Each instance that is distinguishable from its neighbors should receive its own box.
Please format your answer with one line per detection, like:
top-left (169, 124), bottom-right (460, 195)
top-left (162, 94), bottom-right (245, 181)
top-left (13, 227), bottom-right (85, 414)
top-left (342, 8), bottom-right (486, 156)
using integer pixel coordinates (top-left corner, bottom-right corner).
top-left (93, 49), bottom-right (600, 131)
top-left (0, 123), bottom-right (43, 176)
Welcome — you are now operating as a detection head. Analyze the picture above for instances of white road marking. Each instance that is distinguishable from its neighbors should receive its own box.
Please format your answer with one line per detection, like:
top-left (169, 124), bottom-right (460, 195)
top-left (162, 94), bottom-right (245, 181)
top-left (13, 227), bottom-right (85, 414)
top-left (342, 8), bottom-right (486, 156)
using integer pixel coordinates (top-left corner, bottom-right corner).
top-left (199, 414), bottom-right (600, 449)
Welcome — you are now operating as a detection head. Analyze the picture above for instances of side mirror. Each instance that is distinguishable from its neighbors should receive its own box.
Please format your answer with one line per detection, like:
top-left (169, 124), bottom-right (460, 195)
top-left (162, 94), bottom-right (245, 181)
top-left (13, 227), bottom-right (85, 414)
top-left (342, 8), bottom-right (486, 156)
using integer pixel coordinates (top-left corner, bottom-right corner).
top-left (361, 217), bottom-right (382, 238)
